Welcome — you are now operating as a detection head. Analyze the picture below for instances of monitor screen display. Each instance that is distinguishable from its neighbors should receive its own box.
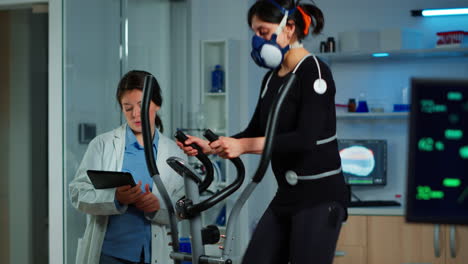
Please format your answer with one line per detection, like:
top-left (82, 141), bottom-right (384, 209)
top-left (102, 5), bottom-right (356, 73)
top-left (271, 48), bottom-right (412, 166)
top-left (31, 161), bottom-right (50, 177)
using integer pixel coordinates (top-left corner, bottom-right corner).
top-left (406, 78), bottom-right (468, 225)
top-left (338, 139), bottom-right (387, 186)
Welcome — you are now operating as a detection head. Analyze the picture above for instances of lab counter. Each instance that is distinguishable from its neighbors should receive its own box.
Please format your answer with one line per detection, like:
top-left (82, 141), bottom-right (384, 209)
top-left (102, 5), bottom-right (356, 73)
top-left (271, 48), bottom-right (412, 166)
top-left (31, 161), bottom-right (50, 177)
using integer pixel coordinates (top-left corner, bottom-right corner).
top-left (348, 206), bottom-right (404, 216)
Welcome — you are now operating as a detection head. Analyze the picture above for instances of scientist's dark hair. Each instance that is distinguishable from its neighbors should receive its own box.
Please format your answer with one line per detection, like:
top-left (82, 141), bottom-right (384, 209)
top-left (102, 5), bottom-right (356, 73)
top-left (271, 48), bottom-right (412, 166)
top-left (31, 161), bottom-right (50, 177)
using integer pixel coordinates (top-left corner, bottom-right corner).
top-left (116, 70), bottom-right (164, 133)
top-left (247, 0), bottom-right (324, 41)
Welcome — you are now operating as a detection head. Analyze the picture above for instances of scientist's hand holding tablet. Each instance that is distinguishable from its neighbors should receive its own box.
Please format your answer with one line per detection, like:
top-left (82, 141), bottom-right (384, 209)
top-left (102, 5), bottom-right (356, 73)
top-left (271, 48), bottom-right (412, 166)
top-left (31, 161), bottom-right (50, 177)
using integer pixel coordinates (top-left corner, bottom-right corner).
top-left (115, 180), bottom-right (160, 212)
top-left (116, 181), bottom-right (143, 205)
top-left (87, 170), bottom-right (160, 212)
top-left (134, 184), bottom-right (160, 213)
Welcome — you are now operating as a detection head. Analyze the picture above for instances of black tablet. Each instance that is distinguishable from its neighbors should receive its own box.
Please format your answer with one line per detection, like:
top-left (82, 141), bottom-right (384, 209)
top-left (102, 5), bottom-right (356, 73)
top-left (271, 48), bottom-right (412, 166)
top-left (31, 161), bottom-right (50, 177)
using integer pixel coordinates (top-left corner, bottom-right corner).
top-left (87, 170), bottom-right (136, 189)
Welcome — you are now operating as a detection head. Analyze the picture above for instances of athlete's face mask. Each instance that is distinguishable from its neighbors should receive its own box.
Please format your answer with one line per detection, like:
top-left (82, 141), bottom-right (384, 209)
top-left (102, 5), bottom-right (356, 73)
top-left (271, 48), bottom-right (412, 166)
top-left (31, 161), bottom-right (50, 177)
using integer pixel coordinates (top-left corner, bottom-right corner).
top-left (250, 12), bottom-right (290, 69)
top-left (251, 34), bottom-right (289, 69)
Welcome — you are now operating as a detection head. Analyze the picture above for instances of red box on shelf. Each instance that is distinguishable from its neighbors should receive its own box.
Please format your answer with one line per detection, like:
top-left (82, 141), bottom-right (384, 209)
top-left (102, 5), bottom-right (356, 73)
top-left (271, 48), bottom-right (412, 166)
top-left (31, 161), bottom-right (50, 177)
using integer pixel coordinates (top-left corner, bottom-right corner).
top-left (436, 31), bottom-right (468, 48)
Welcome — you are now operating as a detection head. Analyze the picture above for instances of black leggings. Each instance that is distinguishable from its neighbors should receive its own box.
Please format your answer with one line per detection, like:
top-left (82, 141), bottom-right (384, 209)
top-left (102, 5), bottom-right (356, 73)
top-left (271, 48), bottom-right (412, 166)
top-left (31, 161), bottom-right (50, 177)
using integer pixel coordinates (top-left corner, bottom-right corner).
top-left (241, 201), bottom-right (345, 264)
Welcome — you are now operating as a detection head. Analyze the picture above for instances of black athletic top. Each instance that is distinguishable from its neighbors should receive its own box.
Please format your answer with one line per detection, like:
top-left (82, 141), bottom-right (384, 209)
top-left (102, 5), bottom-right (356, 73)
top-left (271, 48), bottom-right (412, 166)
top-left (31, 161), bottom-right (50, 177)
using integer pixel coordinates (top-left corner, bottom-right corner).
top-left (234, 55), bottom-right (349, 211)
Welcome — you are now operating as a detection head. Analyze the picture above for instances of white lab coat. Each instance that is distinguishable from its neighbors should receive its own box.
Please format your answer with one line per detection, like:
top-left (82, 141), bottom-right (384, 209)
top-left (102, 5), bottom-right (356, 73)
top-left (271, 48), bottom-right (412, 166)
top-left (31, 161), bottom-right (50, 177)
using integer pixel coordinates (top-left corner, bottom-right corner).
top-left (69, 124), bottom-right (186, 264)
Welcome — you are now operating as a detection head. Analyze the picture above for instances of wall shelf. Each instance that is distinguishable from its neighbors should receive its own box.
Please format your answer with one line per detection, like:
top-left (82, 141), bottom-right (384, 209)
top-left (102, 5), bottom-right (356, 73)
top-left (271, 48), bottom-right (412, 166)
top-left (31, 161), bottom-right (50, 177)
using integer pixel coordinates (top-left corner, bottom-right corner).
top-left (337, 112), bottom-right (409, 119)
top-left (205, 92), bottom-right (226, 96)
top-left (319, 47), bottom-right (468, 63)
top-left (199, 39), bottom-right (241, 249)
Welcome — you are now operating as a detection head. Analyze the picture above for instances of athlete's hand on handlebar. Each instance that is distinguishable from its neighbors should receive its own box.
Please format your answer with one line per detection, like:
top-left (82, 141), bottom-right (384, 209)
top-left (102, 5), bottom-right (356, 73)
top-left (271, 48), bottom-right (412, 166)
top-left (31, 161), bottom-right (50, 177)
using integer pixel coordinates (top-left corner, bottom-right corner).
top-left (210, 136), bottom-right (243, 159)
top-left (176, 135), bottom-right (214, 156)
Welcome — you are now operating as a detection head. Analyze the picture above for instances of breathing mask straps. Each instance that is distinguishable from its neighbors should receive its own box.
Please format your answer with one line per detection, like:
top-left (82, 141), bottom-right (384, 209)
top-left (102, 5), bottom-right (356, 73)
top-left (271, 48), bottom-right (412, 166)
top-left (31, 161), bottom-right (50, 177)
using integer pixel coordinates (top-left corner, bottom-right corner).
top-left (275, 10), bottom-right (289, 36)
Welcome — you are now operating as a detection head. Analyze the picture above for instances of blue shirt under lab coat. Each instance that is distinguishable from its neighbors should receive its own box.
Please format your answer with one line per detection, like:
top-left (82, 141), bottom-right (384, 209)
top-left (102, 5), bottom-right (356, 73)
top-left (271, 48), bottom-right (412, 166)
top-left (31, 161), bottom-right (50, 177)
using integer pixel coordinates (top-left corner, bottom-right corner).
top-left (101, 126), bottom-right (159, 263)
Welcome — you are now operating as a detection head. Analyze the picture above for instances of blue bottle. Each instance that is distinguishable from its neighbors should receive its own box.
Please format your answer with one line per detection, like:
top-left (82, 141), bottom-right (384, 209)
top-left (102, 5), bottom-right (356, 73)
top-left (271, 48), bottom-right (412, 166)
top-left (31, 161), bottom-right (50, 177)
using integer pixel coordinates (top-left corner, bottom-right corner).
top-left (179, 237), bottom-right (192, 264)
top-left (210, 65), bottom-right (224, 93)
top-left (215, 205), bottom-right (226, 226)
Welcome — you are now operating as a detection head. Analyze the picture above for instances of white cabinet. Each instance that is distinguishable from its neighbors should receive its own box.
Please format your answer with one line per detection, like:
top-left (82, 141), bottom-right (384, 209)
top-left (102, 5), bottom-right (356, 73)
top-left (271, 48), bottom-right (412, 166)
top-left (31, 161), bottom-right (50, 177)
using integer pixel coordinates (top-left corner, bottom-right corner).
top-left (200, 39), bottom-right (241, 188)
top-left (200, 39), bottom-right (240, 136)
top-left (199, 39), bottom-right (244, 259)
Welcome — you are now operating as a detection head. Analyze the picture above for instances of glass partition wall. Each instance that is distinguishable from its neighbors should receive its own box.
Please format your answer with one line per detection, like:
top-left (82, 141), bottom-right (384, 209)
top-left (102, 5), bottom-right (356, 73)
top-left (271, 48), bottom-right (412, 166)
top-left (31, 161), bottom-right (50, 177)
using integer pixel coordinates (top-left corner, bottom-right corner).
top-left (63, 0), bottom-right (187, 263)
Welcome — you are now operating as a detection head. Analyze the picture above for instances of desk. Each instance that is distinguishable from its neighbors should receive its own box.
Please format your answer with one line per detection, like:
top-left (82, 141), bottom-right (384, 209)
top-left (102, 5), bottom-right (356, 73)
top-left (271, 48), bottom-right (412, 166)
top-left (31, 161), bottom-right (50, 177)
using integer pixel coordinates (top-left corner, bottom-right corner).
top-left (348, 207), bottom-right (404, 216)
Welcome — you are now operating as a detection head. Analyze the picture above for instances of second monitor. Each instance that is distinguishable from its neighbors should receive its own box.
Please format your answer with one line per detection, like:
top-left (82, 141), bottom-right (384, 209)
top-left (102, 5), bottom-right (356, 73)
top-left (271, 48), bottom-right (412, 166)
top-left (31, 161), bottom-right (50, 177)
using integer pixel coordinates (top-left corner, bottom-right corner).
top-left (338, 139), bottom-right (387, 186)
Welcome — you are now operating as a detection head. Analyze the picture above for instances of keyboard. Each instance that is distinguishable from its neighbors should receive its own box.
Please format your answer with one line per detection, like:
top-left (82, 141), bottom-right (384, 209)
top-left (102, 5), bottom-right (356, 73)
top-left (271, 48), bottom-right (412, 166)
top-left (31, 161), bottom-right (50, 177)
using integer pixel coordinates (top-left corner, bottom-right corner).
top-left (348, 200), bottom-right (401, 207)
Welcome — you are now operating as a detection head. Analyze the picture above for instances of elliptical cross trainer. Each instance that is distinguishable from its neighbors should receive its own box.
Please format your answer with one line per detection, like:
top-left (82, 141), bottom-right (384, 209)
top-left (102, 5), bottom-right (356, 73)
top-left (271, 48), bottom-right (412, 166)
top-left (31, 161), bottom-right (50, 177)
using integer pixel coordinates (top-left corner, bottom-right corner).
top-left (141, 64), bottom-right (299, 263)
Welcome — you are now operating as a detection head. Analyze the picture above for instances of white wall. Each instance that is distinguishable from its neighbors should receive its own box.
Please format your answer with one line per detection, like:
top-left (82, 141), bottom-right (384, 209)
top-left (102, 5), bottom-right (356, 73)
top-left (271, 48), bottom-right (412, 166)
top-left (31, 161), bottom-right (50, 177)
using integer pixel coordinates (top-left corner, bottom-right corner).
top-left (187, 0), bottom-right (251, 117)
top-left (127, 0), bottom-right (173, 134)
top-left (312, 0), bottom-right (468, 104)
top-left (308, 0), bottom-right (468, 201)
top-left (311, 0), bottom-right (468, 51)
top-left (187, 0), bottom-right (468, 254)
top-left (170, 1), bottom-right (188, 133)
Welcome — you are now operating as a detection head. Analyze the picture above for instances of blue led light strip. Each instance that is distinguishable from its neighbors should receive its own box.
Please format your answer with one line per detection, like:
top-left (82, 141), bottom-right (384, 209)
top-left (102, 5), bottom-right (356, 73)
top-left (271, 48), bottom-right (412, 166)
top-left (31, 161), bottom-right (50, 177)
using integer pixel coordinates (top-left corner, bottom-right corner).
top-left (422, 8), bottom-right (468, 16)
top-left (372, 53), bottom-right (390, 58)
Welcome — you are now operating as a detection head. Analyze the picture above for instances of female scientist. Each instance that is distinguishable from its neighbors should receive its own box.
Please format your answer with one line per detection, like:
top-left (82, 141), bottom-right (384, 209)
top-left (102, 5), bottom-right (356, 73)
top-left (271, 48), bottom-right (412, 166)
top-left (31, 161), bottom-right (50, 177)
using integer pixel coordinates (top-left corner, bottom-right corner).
top-left (178, 1), bottom-right (349, 263)
top-left (69, 70), bottom-right (185, 264)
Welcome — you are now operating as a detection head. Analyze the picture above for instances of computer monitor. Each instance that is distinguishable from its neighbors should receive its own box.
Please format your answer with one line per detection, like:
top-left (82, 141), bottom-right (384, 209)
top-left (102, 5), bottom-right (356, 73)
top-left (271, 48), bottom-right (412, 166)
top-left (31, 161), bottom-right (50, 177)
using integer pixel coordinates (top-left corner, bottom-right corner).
top-left (338, 139), bottom-right (387, 186)
top-left (406, 78), bottom-right (468, 225)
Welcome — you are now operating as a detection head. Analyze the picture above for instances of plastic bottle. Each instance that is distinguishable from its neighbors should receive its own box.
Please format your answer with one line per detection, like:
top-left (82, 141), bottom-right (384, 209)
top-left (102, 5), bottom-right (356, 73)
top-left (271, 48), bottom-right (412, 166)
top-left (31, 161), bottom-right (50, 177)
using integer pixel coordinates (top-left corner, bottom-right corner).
top-left (393, 86), bottom-right (410, 112)
top-left (320, 41), bottom-right (327, 53)
top-left (327, 37), bottom-right (336, 53)
top-left (401, 87), bottom-right (409, 105)
top-left (215, 205), bottom-right (226, 226)
top-left (211, 65), bottom-right (224, 93)
top-left (179, 237), bottom-right (192, 264)
top-left (348, 98), bottom-right (357, 112)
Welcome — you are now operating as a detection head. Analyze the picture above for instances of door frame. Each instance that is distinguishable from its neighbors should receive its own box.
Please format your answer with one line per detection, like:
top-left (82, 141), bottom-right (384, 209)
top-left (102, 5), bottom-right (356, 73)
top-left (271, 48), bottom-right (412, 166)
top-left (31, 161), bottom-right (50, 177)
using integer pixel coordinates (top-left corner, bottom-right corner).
top-left (48, 0), bottom-right (63, 264)
top-left (0, 1), bottom-right (62, 263)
